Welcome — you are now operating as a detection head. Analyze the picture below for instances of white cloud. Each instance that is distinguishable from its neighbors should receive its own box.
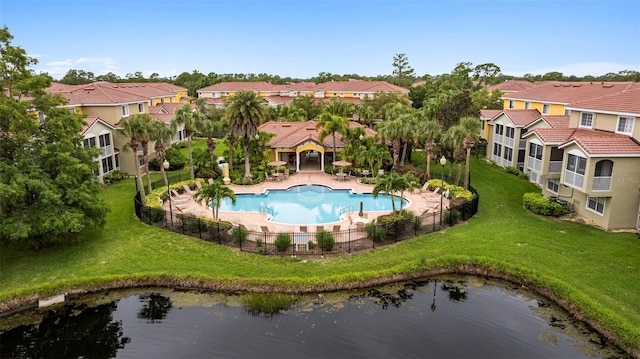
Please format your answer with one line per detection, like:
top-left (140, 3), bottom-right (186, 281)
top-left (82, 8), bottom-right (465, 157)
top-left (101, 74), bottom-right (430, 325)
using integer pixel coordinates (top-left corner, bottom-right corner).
top-left (506, 62), bottom-right (640, 77)
top-left (34, 57), bottom-right (119, 78)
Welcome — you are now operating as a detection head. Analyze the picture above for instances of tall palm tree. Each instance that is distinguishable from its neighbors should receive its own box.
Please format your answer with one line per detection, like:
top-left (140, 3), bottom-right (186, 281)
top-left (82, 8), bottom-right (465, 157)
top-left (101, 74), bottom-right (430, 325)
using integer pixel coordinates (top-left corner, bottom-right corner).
top-left (224, 90), bottom-right (267, 180)
top-left (360, 142), bottom-right (391, 179)
top-left (150, 120), bottom-right (176, 187)
top-left (196, 117), bottom-right (224, 168)
top-left (375, 119), bottom-right (403, 168)
top-left (173, 103), bottom-right (200, 180)
top-left (133, 113), bottom-right (155, 193)
top-left (118, 115), bottom-right (146, 204)
top-left (417, 119), bottom-right (443, 178)
top-left (356, 105), bottom-right (376, 128)
top-left (396, 113), bottom-right (417, 166)
top-left (459, 116), bottom-right (481, 190)
top-left (193, 180), bottom-right (236, 220)
top-left (442, 125), bottom-right (467, 187)
top-left (316, 111), bottom-right (347, 168)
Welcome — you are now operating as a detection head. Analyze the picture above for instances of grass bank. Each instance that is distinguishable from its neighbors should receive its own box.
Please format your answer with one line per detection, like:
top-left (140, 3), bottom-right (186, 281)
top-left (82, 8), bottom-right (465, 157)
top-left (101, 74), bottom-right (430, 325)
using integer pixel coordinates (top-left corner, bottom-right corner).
top-left (1, 156), bottom-right (639, 355)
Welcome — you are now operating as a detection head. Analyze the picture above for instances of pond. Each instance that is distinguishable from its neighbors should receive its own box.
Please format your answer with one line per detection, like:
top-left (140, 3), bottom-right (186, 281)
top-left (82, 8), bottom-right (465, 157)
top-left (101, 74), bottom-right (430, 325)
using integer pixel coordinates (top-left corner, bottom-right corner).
top-left (0, 276), bottom-right (628, 358)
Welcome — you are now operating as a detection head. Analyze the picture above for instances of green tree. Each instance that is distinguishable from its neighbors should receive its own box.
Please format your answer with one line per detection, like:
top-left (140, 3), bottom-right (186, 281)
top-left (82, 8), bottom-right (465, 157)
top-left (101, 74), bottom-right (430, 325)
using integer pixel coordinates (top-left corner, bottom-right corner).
top-left (473, 63), bottom-right (502, 87)
top-left (372, 172), bottom-right (419, 213)
top-left (173, 103), bottom-right (201, 180)
top-left (193, 180), bottom-right (236, 220)
top-left (224, 90), bottom-right (267, 180)
top-left (59, 69), bottom-right (95, 84)
top-left (316, 112), bottom-right (348, 167)
top-left (459, 116), bottom-right (481, 190)
top-left (392, 53), bottom-right (415, 87)
top-left (150, 120), bottom-right (176, 186)
top-left (0, 26), bottom-right (108, 248)
top-left (196, 117), bottom-right (225, 168)
top-left (290, 96), bottom-right (322, 120)
top-left (133, 113), bottom-right (155, 194)
top-left (118, 115), bottom-right (147, 204)
top-left (416, 118), bottom-right (443, 178)
top-left (361, 142), bottom-right (391, 179)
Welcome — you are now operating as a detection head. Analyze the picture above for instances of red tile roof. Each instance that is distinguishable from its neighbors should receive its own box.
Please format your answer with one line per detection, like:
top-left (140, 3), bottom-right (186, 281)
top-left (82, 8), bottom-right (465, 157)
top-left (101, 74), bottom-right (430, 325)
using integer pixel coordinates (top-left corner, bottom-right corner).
top-left (487, 80), bottom-right (542, 93)
top-left (81, 116), bottom-right (115, 135)
top-left (479, 109), bottom-right (502, 120)
top-left (198, 80), bottom-right (409, 94)
top-left (526, 128), bottom-right (640, 155)
top-left (566, 83), bottom-right (640, 115)
top-left (490, 109), bottom-right (542, 126)
top-left (148, 103), bottom-right (183, 123)
top-left (542, 115), bottom-right (570, 129)
top-left (47, 81), bottom-right (177, 105)
top-left (559, 129), bottom-right (640, 156)
top-left (502, 81), bottom-right (635, 104)
top-left (259, 120), bottom-right (376, 149)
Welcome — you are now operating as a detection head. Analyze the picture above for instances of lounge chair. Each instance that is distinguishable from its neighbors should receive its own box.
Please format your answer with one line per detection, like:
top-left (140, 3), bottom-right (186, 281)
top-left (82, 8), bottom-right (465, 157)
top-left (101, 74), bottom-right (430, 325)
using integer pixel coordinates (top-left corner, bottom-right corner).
top-left (300, 225), bottom-right (308, 233)
top-left (316, 225), bottom-right (324, 232)
top-left (260, 225), bottom-right (270, 233)
top-left (332, 225), bottom-right (341, 232)
top-left (208, 178), bottom-right (214, 185)
top-left (183, 184), bottom-right (194, 194)
top-left (195, 181), bottom-right (203, 190)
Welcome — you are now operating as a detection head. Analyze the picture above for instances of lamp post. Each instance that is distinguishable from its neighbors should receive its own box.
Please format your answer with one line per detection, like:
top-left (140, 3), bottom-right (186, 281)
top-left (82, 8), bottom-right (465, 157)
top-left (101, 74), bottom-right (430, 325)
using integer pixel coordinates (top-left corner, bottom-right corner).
top-left (163, 160), bottom-right (173, 228)
top-left (440, 156), bottom-right (446, 225)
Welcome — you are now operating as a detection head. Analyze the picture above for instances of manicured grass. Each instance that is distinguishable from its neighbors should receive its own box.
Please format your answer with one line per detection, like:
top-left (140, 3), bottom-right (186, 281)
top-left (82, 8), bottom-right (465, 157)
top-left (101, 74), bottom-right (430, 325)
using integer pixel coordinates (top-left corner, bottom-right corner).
top-left (1, 155), bottom-right (639, 353)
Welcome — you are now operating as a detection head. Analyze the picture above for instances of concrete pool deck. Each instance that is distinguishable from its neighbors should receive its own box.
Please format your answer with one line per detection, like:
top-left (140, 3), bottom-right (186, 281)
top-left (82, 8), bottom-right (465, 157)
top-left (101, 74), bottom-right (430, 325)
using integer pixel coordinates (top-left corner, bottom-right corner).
top-left (164, 171), bottom-right (449, 234)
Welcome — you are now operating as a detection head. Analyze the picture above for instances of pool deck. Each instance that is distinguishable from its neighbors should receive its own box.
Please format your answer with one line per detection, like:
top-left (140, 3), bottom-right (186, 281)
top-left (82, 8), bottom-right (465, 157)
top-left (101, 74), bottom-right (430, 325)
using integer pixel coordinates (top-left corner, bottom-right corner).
top-left (164, 171), bottom-right (449, 234)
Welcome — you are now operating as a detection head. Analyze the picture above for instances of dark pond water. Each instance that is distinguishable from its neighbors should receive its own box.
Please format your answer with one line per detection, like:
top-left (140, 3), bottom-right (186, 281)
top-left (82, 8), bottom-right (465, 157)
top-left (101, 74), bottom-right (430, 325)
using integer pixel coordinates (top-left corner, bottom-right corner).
top-left (0, 276), bottom-right (629, 358)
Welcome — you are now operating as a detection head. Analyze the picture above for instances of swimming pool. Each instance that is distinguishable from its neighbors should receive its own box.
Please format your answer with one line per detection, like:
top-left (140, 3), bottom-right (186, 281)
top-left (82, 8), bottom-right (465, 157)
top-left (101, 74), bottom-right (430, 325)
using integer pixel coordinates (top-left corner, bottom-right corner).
top-left (218, 184), bottom-right (407, 225)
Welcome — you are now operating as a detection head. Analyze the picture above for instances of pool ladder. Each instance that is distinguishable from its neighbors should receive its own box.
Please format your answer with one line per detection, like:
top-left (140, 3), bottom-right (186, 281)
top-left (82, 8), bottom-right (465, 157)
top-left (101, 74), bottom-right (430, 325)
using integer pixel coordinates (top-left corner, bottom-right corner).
top-left (339, 206), bottom-right (353, 216)
top-left (259, 206), bottom-right (274, 216)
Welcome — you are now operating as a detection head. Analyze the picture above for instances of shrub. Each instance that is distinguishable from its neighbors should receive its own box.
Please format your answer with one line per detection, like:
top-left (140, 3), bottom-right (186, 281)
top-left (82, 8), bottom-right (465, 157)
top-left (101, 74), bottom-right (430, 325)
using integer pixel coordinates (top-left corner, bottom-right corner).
top-left (426, 179), bottom-right (474, 201)
top-left (365, 223), bottom-right (386, 243)
top-left (243, 293), bottom-right (296, 316)
top-left (443, 209), bottom-right (461, 224)
top-left (231, 225), bottom-right (248, 245)
top-left (522, 192), bottom-right (569, 217)
top-left (505, 166), bottom-right (528, 180)
top-left (394, 166), bottom-right (430, 184)
top-left (275, 233), bottom-right (292, 252)
top-left (316, 230), bottom-right (335, 251)
top-left (103, 170), bottom-right (129, 185)
top-left (307, 240), bottom-right (315, 250)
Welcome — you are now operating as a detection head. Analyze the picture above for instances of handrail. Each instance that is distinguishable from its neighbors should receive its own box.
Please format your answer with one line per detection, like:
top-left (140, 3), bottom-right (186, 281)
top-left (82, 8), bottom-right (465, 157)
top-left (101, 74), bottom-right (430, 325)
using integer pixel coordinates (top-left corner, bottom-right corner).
top-left (260, 206), bottom-right (274, 215)
top-left (339, 206), bottom-right (352, 216)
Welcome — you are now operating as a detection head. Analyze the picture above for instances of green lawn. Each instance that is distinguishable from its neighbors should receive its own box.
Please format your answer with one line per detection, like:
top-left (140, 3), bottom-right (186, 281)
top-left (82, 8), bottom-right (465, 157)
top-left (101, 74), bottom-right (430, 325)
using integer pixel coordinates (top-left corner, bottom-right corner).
top-left (1, 155), bottom-right (639, 353)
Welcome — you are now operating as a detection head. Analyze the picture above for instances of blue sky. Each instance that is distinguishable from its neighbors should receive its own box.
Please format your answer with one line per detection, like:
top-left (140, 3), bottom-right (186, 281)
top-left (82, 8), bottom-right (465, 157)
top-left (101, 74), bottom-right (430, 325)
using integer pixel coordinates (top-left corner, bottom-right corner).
top-left (2, 0), bottom-right (639, 80)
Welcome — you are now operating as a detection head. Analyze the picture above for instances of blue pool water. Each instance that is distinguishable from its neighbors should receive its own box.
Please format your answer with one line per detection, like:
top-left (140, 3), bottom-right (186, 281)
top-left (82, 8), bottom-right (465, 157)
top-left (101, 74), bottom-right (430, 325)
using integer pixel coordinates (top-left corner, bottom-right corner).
top-left (218, 184), bottom-right (407, 225)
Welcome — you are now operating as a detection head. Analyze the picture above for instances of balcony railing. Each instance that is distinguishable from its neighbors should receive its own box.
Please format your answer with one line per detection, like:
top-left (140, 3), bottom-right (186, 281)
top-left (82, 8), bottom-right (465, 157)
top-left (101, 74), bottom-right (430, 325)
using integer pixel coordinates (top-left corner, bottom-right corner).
top-left (492, 155), bottom-right (501, 165)
top-left (527, 157), bottom-right (542, 171)
top-left (592, 176), bottom-right (612, 191)
top-left (564, 170), bottom-right (584, 189)
top-left (548, 161), bottom-right (562, 173)
top-left (519, 139), bottom-right (526, 148)
top-left (504, 137), bottom-right (514, 147)
top-left (494, 134), bottom-right (503, 144)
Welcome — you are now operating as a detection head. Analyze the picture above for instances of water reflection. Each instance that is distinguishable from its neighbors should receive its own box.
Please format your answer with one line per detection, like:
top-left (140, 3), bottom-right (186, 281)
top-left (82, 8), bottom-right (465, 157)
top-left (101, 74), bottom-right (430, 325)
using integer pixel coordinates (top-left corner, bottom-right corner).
top-left (0, 276), bottom-right (630, 359)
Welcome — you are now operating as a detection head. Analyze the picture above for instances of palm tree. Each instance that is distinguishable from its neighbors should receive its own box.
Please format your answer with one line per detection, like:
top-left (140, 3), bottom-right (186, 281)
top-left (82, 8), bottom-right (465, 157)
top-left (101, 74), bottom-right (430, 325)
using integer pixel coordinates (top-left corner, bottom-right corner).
top-left (133, 113), bottom-right (155, 194)
top-left (416, 119), bottom-right (443, 178)
top-left (355, 105), bottom-right (376, 128)
top-left (372, 172), bottom-right (419, 214)
top-left (193, 180), bottom-right (236, 220)
top-left (442, 125), bottom-right (467, 187)
top-left (150, 120), bottom-right (176, 187)
top-left (375, 119), bottom-right (403, 168)
top-left (224, 90), bottom-right (267, 180)
top-left (396, 113), bottom-right (417, 166)
top-left (361, 142), bottom-right (391, 179)
top-left (316, 111), bottom-right (347, 168)
top-left (196, 117), bottom-right (225, 168)
top-left (459, 116), bottom-right (481, 190)
top-left (118, 115), bottom-right (146, 204)
top-left (173, 103), bottom-right (201, 180)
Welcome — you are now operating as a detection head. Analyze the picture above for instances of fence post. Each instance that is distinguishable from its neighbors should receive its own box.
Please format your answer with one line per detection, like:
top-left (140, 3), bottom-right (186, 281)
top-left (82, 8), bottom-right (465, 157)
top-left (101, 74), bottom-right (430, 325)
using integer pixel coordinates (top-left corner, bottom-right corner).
top-left (198, 218), bottom-right (202, 239)
top-left (217, 223), bottom-right (221, 245)
top-left (348, 228), bottom-right (351, 253)
top-left (432, 212), bottom-right (436, 232)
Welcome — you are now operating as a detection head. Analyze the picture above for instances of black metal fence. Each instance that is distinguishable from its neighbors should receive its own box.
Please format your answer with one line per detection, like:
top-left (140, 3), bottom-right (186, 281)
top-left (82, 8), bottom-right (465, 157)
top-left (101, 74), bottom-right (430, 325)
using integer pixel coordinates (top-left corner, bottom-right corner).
top-left (133, 187), bottom-right (479, 257)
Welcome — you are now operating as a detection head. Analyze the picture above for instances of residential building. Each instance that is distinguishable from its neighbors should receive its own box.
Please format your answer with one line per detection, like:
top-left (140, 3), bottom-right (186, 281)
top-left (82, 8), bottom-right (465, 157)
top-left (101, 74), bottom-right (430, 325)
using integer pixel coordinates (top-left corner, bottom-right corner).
top-left (197, 80), bottom-right (409, 108)
top-left (81, 116), bottom-right (120, 182)
top-left (47, 81), bottom-right (188, 179)
top-left (520, 83), bottom-right (640, 230)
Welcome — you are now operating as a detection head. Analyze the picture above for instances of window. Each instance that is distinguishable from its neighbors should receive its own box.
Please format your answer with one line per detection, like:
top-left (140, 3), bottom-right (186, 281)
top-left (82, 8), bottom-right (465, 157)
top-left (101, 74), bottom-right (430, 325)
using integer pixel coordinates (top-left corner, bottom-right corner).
top-left (566, 154), bottom-right (586, 175)
top-left (102, 157), bottom-right (114, 173)
top-left (38, 111), bottom-right (47, 124)
top-left (542, 104), bottom-right (550, 114)
top-left (505, 127), bottom-right (515, 139)
top-left (508, 100), bottom-right (514, 109)
top-left (580, 112), bottom-right (594, 128)
top-left (587, 197), bottom-right (605, 215)
top-left (83, 136), bottom-right (96, 148)
top-left (503, 147), bottom-right (513, 161)
top-left (524, 102), bottom-right (530, 109)
top-left (121, 105), bottom-right (129, 117)
top-left (138, 103), bottom-right (144, 113)
top-left (594, 160), bottom-right (613, 177)
top-left (529, 143), bottom-right (543, 160)
top-left (138, 155), bottom-right (144, 167)
top-left (546, 178), bottom-right (559, 194)
top-left (99, 133), bottom-right (112, 156)
top-left (616, 116), bottom-right (634, 134)
top-left (493, 143), bottom-right (502, 156)
top-left (495, 124), bottom-right (504, 135)
top-left (564, 109), bottom-right (571, 116)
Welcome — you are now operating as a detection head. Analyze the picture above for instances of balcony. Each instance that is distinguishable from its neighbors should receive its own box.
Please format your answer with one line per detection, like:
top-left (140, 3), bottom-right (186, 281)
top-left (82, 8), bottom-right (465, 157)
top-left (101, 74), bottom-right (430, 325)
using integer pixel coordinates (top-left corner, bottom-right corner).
top-left (494, 134), bottom-right (503, 144)
top-left (492, 154), bottom-right (501, 165)
top-left (564, 170), bottom-right (584, 189)
top-left (527, 157), bottom-right (542, 171)
top-left (548, 161), bottom-right (562, 173)
top-left (519, 139), bottom-right (526, 148)
top-left (592, 176), bottom-right (612, 191)
top-left (504, 137), bottom-right (514, 147)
